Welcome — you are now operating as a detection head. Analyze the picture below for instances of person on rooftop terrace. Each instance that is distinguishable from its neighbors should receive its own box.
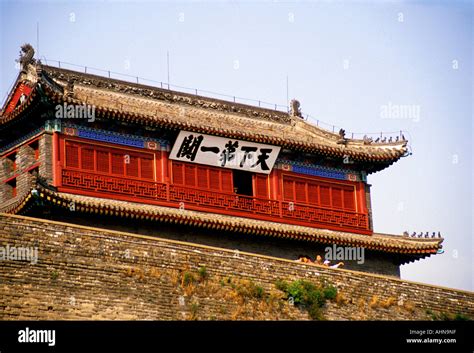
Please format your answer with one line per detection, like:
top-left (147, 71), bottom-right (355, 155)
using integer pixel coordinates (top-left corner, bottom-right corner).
top-left (330, 262), bottom-right (345, 269)
top-left (315, 255), bottom-right (324, 265)
top-left (296, 255), bottom-right (312, 263)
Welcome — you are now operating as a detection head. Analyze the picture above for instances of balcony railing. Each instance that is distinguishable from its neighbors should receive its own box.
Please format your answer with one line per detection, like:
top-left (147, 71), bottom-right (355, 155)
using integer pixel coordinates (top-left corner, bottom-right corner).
top-left (60, 168), bottom-right (370, 234)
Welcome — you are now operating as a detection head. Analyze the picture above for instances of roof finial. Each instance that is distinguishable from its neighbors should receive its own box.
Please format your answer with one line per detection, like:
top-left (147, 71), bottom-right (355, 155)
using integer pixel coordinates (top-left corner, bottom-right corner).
top-left (16, 43), bottom-right (36, 72)
top-left (289, 99), bottom-right (302, 118)
top-left (337, 128), bottom-right (347, 144)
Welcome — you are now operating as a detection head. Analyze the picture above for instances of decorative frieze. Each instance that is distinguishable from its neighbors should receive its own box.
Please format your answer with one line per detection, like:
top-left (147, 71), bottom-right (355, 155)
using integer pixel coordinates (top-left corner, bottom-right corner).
top-left (56, 121), bottom-right (169, 151)
top-left (276, 160), bottom-right (362, 182)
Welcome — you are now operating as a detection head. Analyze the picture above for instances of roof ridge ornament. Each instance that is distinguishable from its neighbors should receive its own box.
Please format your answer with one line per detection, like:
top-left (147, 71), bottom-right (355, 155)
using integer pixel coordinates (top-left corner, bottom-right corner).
top-left (289, 99), bottom-right (302, 118)
top-left (16, 43), bottom-right (36, 73)
top-left (363, 135), bottom-right (373, 145)
top-left (337, 128), bottom-right (347, 145)
top-left (64, 79), bottom-right (75, 98)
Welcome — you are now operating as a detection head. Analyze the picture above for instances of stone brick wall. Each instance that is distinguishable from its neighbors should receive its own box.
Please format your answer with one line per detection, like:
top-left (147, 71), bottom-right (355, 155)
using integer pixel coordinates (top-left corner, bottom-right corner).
top-left (0, 134), bottom-right (44, 205)
top-left (38, 133), bottom-right (53, 184)
top-left (0, 213), bottom-right (472, 321)
top-left (0, 154), bottom-right (14, 203)
top-left (45, 212), bottom-right (402, 277)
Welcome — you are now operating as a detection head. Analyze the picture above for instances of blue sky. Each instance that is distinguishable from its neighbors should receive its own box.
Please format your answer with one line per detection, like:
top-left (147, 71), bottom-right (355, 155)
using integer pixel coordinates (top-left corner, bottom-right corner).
top-left (1, 0), bottom-right (472, 291)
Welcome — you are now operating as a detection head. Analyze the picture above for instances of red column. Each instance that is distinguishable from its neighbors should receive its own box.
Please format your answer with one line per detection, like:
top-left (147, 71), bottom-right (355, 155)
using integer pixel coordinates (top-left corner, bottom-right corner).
top-left (52, 132), bottom-right (60, 187)
top-left (161, 151), bottom-right (169, 183)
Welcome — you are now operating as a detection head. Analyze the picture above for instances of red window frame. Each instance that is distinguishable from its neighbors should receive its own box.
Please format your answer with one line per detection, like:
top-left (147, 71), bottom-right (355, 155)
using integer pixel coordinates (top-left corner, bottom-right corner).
top-left (59, 136), bottom-right (160, 182)
top-left (253, 174), bottom-right (269, 199)
top-left (281, 173), bottom-right (359, 212)
top-left (171, 161), bottom-right (233, 193)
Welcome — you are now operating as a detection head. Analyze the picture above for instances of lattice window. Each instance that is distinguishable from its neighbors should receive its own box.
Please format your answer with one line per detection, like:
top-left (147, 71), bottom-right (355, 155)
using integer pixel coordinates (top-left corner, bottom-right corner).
top-left (254, 175), bottom-right (269, 199)
top-left (308, 183), bottom-right (319, 205)
top-left (126, 155), bottom-right (139, 177)
top-left (343, 188), bottom-right (356, 211)
top-left (184, 164), bottom-right (196, 187)
top-left (111, 153), bottom-right (124, 175)
top-left (197, 167), bottom-right (209, 189)
top-left (63, 140), bottom-right (156, 181)
top-left (295, 181), bottom-right (307, 203)
top-left (320, 185), bottom-right (331, 206)
top-left (332, 187), bottom-right (343, 209)
top-left (66, 144), bottom-right (79, 168)
top-left (81, 148), bottom-right (95, 171)
top-left (96, 150), bottom-right (110, 173)
top-left (140, 157), bottom-right (154, 180)
top-left (282, 175), bottom-right (357, 212)
top-left (172, 161), bottom-right (233, 193)
top-left (283, 178), bottom-right (294, 201)
top-left (209, 169), bottom-right (220, 190)
top-left (221, 170), bottom-right (232, 192)
top-left (172, 162), bottom-right (184, 184)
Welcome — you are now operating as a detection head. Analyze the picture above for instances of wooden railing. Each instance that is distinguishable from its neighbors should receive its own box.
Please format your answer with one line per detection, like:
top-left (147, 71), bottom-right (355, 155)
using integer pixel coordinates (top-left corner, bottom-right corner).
top-left (60, 168), bottom-right (370, 234)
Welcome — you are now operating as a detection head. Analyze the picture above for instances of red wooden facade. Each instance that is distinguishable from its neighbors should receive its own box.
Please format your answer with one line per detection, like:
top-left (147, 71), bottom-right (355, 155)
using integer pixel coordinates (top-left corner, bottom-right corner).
top-left (4, 83), bottom-right (32, 114)
top-left (54, 134), bottom-right (371, 234)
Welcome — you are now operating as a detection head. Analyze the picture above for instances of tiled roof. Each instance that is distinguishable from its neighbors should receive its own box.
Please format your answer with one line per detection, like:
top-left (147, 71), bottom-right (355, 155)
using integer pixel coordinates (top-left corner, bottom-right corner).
top-left (2, 180), bottom-right (442, 257)
top-left (1, 63), bottom-right (408, 171)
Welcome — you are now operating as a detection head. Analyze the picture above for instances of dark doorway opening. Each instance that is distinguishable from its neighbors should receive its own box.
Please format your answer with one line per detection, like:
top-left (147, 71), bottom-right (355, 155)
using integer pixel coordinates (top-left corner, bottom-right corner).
top-left (232, 170), bottom-right (253, 196)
